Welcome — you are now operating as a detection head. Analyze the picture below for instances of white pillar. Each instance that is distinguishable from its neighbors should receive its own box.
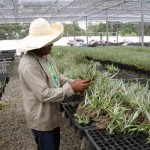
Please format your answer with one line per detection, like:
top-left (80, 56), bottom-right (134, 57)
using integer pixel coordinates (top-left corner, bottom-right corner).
top-left (141, 0), bottom-right (144, 47)
top-left (106, 13), bottom-right (109, 46)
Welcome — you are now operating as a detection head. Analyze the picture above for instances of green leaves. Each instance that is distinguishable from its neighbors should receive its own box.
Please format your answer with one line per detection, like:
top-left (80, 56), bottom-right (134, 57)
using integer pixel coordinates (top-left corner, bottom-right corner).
top-left (106, 64), bottom-right (119, 73)
top-left (74, 113), bottom-right (90, 125)
top-left (52, 46), bottom-right (150, 141)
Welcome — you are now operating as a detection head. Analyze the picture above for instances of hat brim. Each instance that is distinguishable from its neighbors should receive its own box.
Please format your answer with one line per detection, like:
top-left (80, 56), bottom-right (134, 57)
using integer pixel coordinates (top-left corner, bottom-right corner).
top-left (17, 23), bottom-right (64, 52)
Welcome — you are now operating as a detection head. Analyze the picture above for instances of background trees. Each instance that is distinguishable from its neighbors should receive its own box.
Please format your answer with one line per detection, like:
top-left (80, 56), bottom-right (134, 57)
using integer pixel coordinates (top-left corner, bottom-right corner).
top-left (0, 22), bottom-right (150, 40)
top-left (0, 23), bottom-right (29, 40)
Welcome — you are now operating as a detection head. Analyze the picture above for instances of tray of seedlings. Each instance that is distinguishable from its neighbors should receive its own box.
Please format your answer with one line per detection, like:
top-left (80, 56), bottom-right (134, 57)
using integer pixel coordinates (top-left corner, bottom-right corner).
top-left (62, 95), bottom-right (94, 139)
top-left (84, 128), bottom-right (150, 150)
top-left (105, 65), bottom-right (150, 90)
top-left (61, 94), bottom-right (81, 106)
top-left (71, 70), bottom-right (150, 149)
top-left (61, 62), bottom-right (102, 138)
top-left (121, 78), bottom-right (150, 90)
top-left (111, 72), bottom-right (150, 90)
top-left (60, 94), bottom-right (81, 114)
top-left (59, 56), bottom-right (150, 147)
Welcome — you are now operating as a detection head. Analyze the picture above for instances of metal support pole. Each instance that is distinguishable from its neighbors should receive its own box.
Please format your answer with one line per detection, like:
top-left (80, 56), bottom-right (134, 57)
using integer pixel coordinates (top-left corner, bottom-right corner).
top-left (99, 32), bottom-right (102, 41)
top-left (106, 13), bottom-right (109, 46)
top-left (85, 16), bottom-right (88, 46)
top-left (141, 0), bottom-right (144, 47)
top-left (99, 33), bottom-right (101, 41)
top-left (138, 23), bottom-right (141, 43)
top-left (116, 31), bottom-right (118, 43)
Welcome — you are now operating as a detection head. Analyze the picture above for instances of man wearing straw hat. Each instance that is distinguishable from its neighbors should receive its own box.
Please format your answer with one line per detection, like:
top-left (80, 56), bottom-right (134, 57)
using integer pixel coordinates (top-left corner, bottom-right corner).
top-left (18, 18), bottom-right (89, 150)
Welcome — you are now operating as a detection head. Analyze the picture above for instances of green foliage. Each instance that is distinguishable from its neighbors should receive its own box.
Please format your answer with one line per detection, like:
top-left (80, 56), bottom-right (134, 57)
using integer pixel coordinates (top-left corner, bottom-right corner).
top-left (74, 113), bottom-right (90, 125)
top-left (0, 23), bottom-right (29, 40)
top-left (63, 23), bottom-right (85, 37)
top-left (0, 102), bottom-right (9, 110)
top-left (106, 64), bottom-right (119, 73)
top-left (88, 23), bottom-right (142, 36)
top-left (1, 22), bottom-right (150, 40)
top-left (52, 46), bottom-right (150, 141)
top-left (53, 46), bottom-right (150, 71)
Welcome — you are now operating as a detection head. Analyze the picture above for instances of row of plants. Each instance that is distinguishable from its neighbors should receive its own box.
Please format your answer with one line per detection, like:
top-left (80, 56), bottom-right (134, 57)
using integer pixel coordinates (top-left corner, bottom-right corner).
top-left (51, 47), bottom-right (150, 145)
top-left (128, 42), bottom-right (150, 47)
top-left (67, 66), bottom-right (150, 144)
top-left (53, 46), bottom-right (150, 71)
top-left (76, 71), bottom-right (150, 138)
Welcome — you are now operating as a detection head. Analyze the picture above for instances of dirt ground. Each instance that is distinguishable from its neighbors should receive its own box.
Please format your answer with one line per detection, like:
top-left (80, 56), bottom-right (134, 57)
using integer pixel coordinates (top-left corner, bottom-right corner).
top-left (0, 57), bottom-right (90, 150)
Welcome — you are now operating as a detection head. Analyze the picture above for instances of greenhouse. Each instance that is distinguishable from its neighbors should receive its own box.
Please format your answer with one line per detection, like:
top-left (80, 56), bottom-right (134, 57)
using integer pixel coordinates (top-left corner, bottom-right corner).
top-left (0, 0), bottom-right (150, 150)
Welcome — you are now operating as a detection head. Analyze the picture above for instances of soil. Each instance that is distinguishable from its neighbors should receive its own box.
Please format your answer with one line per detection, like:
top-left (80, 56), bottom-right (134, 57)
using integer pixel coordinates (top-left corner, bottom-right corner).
top-left (0, 57), bottom-right (90, 150)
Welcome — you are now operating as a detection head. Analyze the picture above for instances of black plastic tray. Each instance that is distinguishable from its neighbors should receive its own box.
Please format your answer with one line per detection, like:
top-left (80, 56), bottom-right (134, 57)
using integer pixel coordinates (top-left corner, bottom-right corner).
top-left (0, 82), bottom-right (5, 99)
top-left (112, 73), bottom-right (136, 80)
top-left (62, 104), bottom-right (93, 139)
top-left (0, 50), bottom-right (16, 61)
top-left (0, 72), bottom-right (9, 84)
top-left (85, 128), bottom-right (150, 150)
top-left (61, 94), bottom-right (81, 106)
top-left (86, 57), bottom-right (150, 78)
top-left (122, 78), bottom-right (150, 90)
top-left (61, 94), bottom-right (81, 112)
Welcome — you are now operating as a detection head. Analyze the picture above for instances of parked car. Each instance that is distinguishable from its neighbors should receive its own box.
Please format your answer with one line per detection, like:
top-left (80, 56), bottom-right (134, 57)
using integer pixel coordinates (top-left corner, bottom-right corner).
top-left (67, 38), bottom-right (86, 46)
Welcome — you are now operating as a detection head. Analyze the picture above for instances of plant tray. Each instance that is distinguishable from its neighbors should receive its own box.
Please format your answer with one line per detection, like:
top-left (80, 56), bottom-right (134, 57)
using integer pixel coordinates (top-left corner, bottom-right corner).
top-left (84, 128), bottom-right (150, 150)
top-left (123, 78), bottom-right (150, 90)
top-left (0, 50), bottom-right (16, 61)
top-left (0, 75), bottom-right (6, 84)
top-left (99, 67), bottom-right (108, 73)
top-left (62, 104), bottom-right (93, 139)
top-left (61, 94), bottom-right (81, 105)
top-left (0, 73), bottom-right (9, 84)
top-left (112, 73), bottom-right (136, 80)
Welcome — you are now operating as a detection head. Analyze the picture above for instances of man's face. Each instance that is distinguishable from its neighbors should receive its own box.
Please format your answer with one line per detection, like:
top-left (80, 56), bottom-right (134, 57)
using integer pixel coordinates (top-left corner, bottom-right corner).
top-left (34, 44), bottom-right (53, 56)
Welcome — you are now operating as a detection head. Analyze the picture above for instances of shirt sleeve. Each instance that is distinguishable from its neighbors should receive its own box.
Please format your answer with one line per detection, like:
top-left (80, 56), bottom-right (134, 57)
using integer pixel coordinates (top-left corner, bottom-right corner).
top-left (21, 64), bottom-right (74, 103)
top-left (59, 74), bottom-right (75, 86)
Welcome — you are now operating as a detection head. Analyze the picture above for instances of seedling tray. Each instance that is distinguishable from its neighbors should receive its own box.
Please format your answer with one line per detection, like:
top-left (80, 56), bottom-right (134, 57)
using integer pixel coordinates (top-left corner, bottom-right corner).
top-left (62, 104), bottom-right (93, 139)
top-left (0, 81), bottom-right (5, 99)
top-left (85, 128), bottom-right (150, 150)
top-left (112, 73), bottom-right (136, 80)
top-left (99, 67), bottom-right (108, 73)
top-left (0, 50), bottom-right (16, 60)
top-left (122, 78), bottom-right (150, 90)
top-left (61, 94), bottom-right (81, 106)
top-left (0, 72), bottom-right (9, 84)
top-left (0, 74), bottom-right (7, 84)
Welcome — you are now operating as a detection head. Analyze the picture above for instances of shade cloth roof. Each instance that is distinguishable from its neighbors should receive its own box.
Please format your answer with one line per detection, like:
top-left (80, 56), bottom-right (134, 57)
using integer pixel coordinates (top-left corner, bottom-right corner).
top-left (0, 0), bottom-right (149, 23)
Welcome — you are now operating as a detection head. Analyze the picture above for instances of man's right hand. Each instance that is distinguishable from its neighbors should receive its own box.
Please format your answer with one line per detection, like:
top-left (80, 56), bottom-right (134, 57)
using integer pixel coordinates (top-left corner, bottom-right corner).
top-left (71, 80), bottom-right (90, 93)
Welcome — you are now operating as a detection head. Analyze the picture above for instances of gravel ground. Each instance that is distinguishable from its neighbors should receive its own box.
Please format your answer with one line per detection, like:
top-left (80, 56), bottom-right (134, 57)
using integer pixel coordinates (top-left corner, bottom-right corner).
top-left (0, 57), bottom-right (90, 150)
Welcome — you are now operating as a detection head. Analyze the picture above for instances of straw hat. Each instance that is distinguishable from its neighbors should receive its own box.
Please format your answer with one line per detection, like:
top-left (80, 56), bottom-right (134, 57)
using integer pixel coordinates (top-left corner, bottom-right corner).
top-left (17, 18), bottom-right (64, 52)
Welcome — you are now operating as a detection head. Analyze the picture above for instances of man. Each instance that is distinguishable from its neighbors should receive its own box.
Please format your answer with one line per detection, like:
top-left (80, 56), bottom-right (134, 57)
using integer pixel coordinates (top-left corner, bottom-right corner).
top-left (18, 18), bottom-right (89, 150)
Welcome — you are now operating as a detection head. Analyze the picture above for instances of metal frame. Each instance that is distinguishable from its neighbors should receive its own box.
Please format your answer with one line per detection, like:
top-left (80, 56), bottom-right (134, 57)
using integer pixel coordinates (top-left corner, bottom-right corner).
top-left (0, 0), bottom-right (149, 23)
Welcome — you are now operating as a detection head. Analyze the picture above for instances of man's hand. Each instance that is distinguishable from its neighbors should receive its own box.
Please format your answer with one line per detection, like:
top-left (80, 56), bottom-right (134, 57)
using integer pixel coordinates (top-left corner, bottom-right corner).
top-left (71, 80), bottom-right (90, 93)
